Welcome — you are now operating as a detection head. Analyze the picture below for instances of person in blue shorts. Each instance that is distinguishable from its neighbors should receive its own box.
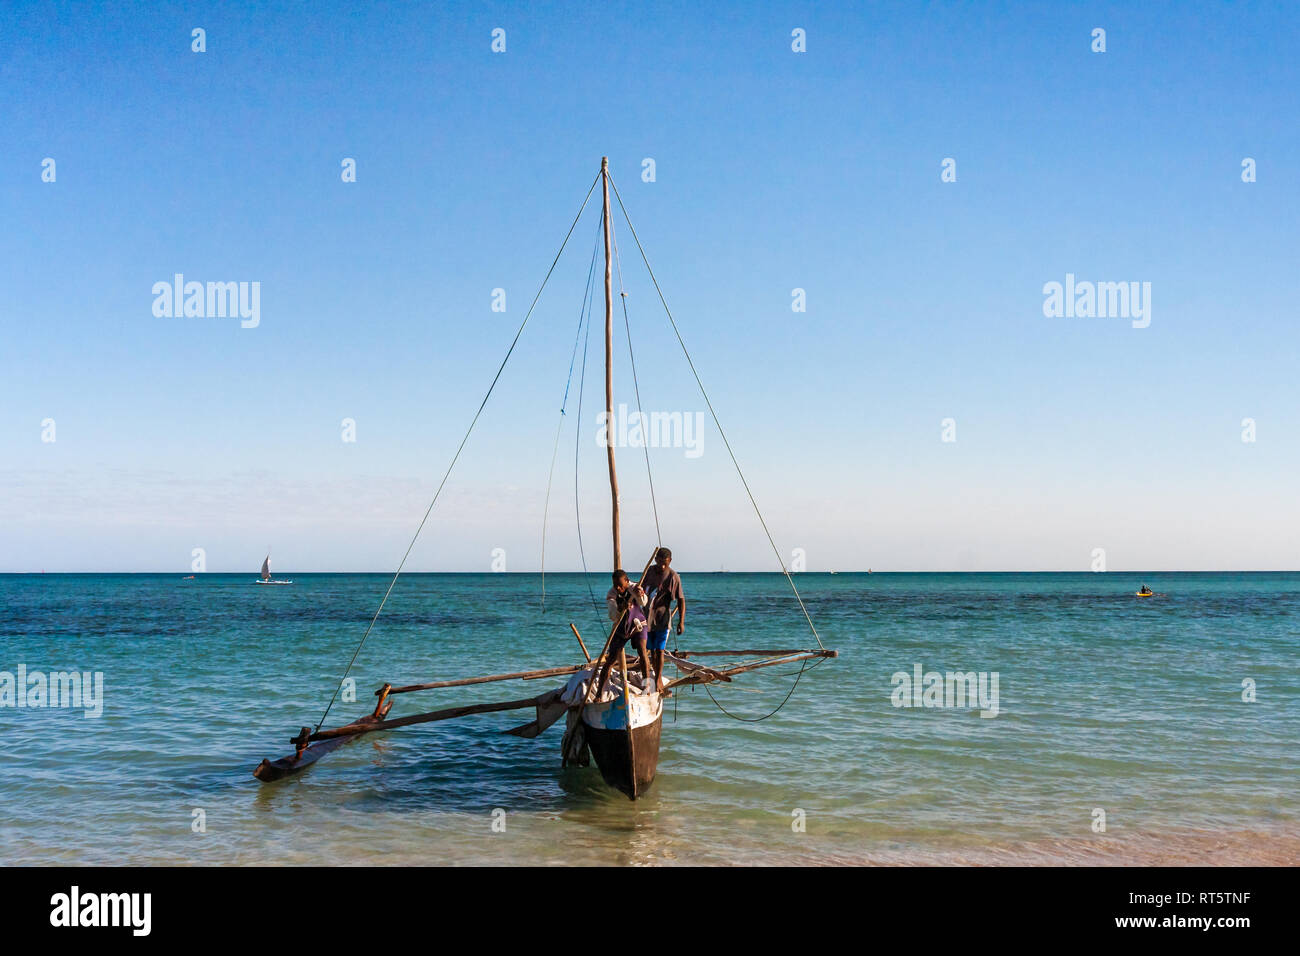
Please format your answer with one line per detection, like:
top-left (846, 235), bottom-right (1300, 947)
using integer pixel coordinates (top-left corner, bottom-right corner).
top-left (640, 547), bottom-right (685, 690)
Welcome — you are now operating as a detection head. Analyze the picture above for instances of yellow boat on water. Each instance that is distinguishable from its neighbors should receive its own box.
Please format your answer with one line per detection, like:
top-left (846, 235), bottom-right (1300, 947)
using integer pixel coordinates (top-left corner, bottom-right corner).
top-left (1135, 590), bottom-right (1155, 598)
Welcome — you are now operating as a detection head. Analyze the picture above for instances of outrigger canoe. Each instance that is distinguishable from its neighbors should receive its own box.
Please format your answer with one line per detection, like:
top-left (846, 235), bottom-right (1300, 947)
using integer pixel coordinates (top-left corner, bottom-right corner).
top-left (249, 158), bottom-right (838, 800)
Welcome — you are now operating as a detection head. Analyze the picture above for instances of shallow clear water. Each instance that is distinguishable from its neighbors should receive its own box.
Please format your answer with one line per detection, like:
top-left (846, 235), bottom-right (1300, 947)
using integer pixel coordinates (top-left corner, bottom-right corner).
top-left (1, 572), bottom-right (1296, 865)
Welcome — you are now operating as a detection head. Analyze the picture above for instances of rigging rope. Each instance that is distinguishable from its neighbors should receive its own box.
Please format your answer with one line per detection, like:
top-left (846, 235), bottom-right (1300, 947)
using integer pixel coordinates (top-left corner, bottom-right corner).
top-left (572, 252), bottom-right (606, 629)
top-left (701, 656), bottom-right (823, 722)
top-left (314, 170), bottom-right (603, 732)
top-left (609, 215), bottom-right (662, 548)
top-left (610, 217), bottom-right (673, 715)
top-left (606, 171), bottom-right (824, 652)
top-left (541, 227), bottom-right (601, 612)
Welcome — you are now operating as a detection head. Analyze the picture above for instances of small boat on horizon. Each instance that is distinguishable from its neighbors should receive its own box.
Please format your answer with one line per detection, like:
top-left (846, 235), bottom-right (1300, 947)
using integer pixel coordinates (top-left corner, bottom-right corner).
top-left (256, 554), bottom-right (293, 586)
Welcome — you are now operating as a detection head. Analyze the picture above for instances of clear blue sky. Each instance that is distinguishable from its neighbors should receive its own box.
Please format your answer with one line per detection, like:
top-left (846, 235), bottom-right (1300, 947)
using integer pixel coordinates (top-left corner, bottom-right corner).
top-left (2, 0), bottom-right (1297, 572)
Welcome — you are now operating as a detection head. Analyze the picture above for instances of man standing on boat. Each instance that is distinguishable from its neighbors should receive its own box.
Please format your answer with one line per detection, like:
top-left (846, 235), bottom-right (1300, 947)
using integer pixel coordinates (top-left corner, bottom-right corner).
top-left (641, 547), bottom-right (686, 689)
top-left (594, 570), bottom-right (652, 698)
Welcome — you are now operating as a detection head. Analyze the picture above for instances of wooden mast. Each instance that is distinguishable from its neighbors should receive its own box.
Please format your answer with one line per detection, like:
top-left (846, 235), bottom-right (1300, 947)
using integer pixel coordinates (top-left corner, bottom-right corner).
top-left (601, 157), bottom-right (621, 570)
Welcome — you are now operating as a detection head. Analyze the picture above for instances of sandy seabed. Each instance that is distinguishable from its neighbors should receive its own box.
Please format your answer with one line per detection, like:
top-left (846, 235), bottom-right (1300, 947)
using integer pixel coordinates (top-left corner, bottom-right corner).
top-left (747, 827), bottom-right (1300, 867)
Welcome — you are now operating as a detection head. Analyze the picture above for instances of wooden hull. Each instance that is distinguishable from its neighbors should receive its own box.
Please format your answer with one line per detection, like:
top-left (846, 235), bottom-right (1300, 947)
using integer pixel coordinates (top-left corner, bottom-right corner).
top-left (583, 719), bottom-right (661, 799)
top-left (582, 691), bottom-right (662, 799)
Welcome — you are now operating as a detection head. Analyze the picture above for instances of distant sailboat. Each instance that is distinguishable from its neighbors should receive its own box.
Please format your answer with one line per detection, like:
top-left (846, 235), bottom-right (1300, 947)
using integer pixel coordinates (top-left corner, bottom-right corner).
top-left (256, 554), bottom-right (293, 586)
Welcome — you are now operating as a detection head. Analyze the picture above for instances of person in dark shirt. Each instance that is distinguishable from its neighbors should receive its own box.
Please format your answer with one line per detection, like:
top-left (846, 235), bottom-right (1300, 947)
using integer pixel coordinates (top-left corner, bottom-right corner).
top-left (594, 569), bottom-right (650, 699)
top-left (640, 547), bottom-right (685, 689)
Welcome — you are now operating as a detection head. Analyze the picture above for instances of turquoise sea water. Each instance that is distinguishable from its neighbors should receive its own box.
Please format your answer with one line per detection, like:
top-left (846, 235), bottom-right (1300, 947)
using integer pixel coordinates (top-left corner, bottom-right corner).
top-left (1, 572), bottom-right (1296, 865)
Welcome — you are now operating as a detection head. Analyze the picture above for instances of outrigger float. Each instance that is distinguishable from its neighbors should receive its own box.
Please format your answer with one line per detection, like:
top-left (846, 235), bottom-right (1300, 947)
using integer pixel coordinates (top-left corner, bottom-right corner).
top-left (252, 159), bottom-right (835, 799)
top-left (254, 639), bottom-right (836, 798)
